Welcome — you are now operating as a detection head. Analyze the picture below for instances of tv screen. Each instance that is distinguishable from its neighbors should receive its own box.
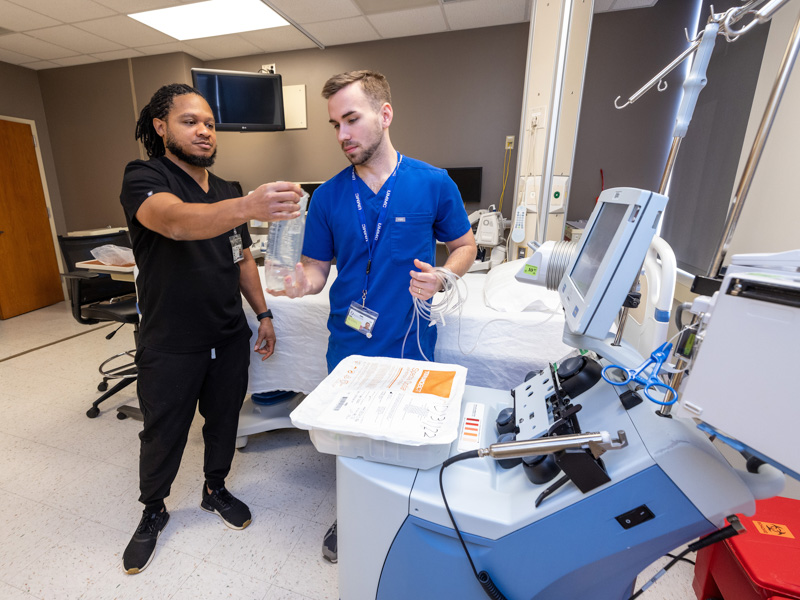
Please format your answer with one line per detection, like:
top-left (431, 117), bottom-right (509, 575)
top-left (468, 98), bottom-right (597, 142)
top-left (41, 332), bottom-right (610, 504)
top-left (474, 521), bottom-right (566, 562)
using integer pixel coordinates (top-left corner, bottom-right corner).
top-left (445, 167), bottom-right (482, 212)
top-left (191, 68), bottom-right (285, 132)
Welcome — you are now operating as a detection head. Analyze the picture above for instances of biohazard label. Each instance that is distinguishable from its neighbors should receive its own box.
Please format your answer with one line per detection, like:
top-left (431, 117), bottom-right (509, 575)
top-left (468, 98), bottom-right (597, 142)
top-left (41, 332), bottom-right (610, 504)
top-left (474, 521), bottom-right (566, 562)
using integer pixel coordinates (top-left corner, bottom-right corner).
top-left (752, 520), bottom-right (795, 539)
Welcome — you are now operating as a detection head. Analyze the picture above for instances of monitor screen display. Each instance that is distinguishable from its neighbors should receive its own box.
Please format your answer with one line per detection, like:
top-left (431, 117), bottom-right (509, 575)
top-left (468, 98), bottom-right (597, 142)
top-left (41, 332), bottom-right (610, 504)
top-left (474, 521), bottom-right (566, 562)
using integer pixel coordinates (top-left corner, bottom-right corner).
top-left (569, 202), bottom-right (628, 298)
top-left (446, 167), bottom-right (482, 211)
top-left (191, 68), bottom-right (285, 132)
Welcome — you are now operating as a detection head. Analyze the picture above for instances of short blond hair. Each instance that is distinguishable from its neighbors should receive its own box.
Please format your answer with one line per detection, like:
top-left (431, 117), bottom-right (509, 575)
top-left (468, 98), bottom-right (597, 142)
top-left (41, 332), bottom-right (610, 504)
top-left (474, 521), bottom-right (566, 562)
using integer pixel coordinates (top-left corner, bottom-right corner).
top-left (321, 70), bottom-right (391, 110)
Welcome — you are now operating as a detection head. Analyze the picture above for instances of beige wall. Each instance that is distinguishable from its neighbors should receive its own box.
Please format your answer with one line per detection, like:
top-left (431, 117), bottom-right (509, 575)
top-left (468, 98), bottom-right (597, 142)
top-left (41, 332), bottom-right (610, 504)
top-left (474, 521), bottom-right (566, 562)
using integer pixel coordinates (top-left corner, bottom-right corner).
top-left (0, 61), bottom-right (65, 234)
top-left (726, 0), bottom-right (800, 259)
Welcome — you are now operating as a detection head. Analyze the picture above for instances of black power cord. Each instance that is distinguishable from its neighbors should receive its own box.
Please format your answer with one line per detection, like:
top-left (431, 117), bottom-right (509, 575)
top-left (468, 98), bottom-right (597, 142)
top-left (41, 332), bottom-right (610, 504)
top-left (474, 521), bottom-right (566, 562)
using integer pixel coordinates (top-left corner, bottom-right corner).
top-left (439, 451), bottom-right (508, 600)
top-left (628, 516), bottom-right (745, 599)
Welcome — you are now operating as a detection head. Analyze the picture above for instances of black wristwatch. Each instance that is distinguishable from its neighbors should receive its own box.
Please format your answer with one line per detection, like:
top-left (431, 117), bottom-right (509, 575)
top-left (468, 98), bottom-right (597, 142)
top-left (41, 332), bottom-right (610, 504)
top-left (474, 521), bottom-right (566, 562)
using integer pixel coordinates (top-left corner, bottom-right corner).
top-left (256, 310), bottom-right (273, 321)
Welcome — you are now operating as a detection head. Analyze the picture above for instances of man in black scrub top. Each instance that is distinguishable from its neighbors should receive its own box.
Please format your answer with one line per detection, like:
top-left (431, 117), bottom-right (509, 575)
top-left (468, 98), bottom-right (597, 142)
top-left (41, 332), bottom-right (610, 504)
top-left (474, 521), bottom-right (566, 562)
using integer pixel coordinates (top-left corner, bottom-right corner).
top-left (118, 83), bottom-right (303, 574)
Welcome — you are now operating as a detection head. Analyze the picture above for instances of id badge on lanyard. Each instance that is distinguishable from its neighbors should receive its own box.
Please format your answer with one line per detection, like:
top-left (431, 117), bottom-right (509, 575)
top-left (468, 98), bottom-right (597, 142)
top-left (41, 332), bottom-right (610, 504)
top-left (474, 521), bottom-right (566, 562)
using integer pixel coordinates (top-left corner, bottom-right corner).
top-left (229, 228), bottom-right (244, 263)
top-left (345, 153), bottom-right (403, 338)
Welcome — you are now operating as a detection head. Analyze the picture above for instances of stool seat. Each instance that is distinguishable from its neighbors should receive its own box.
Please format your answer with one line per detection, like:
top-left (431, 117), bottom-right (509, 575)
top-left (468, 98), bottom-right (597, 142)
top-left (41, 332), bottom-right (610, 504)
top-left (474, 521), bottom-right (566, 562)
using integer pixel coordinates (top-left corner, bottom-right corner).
top-left (81, 295), bottom-right (138, 324)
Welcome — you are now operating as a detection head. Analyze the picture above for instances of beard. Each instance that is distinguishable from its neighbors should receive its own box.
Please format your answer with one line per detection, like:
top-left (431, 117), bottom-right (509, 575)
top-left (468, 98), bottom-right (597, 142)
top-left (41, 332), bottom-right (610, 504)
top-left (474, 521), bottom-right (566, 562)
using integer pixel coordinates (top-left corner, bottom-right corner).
top-left (343, 122), bottom-right (384, 166)
top-left (166, 133), bottom-right (217, 168)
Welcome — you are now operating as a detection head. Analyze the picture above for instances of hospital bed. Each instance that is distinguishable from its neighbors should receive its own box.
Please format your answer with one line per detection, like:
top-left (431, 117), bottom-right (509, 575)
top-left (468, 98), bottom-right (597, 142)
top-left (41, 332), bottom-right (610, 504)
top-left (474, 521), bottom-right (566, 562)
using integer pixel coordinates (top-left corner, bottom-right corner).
top-left (236, 262), bottom-right (570, 448)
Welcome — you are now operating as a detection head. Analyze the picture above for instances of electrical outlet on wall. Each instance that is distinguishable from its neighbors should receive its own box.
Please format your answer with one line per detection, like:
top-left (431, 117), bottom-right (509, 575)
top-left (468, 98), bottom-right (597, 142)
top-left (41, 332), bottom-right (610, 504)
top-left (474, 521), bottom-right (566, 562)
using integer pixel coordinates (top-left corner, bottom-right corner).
top-left (505, 136), bottom-right (515, 150)
top-left (262, 64), bottom-right (276, 74)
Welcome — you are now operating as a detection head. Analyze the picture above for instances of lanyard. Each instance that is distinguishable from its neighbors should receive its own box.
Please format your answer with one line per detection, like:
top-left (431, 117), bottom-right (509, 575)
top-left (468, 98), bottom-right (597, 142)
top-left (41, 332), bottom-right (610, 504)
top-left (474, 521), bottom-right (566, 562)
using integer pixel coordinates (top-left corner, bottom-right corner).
top-left (351, 152), bottom-right (403, 304)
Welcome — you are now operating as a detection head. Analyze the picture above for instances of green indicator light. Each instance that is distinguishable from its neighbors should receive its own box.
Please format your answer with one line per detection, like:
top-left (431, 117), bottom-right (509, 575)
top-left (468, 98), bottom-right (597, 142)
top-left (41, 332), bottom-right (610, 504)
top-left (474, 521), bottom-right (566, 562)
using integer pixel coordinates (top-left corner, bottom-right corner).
top-left (554, 191), bottom-right (561, 199)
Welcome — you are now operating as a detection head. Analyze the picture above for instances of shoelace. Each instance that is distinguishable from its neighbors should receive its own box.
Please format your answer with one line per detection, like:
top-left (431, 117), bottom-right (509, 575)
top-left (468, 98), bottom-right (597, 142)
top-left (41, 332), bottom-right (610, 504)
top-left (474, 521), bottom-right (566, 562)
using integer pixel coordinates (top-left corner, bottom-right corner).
top-left (137, 511), bottom-right (164, 535)
top-left (209, 487), bottom-right (233, 509)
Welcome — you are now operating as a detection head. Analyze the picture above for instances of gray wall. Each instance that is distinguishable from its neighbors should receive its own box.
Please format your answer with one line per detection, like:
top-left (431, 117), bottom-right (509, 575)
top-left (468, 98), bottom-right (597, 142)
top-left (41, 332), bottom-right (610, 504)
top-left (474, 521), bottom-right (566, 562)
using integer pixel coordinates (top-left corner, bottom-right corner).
top-left (4, 23), bottom-right (527, 233)
top-left (0, 61), bottom-right (65, 234)
top-left (205, 26), bottom-right (527, 200)
top-left (37, 60), bottom-right (140, 232)
top-left (661, 0), bottom-right (769, 275)
top-left (568, 2), bottom-right (695, 221)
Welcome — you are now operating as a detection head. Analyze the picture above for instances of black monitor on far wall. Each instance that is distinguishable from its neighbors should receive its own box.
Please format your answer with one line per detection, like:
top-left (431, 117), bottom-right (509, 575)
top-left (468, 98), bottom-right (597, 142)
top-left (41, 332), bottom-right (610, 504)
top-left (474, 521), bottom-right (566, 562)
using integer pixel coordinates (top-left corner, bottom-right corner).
top-left (191, 68), bottom-right (285, 132)
top-left (446, 167), bottom-right (482, 212)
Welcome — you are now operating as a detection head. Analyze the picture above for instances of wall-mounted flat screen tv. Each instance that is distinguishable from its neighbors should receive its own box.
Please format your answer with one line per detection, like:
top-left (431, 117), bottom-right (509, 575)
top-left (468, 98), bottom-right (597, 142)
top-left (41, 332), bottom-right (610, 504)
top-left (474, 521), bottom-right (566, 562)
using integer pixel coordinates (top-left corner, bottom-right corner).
top-left (191, 68), bottom-right (285, 132)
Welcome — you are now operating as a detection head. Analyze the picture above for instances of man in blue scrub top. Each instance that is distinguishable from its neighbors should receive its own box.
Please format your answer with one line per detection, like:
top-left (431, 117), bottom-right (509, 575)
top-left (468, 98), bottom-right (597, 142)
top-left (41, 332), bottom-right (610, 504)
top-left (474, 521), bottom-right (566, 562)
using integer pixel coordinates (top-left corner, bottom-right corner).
top-left (268, 70), bottom-right (477, 562)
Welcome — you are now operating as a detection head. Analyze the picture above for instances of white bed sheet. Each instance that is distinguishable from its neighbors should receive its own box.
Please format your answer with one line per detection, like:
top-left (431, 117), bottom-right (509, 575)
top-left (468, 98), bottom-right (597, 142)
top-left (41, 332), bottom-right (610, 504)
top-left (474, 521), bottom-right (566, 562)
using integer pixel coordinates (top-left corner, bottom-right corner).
top-left (244, 261), bottom-right (570, 394)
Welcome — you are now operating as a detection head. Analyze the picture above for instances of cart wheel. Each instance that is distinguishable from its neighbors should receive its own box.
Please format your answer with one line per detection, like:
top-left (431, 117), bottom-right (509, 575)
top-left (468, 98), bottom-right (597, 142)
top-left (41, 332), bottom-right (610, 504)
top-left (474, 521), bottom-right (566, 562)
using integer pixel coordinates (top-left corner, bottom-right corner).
top-left (117, 411), bottom-right (128, 420)
top-left (97, 381), bottom-right (108, 392)
top-left (86, 407), bottom-right (100, 418)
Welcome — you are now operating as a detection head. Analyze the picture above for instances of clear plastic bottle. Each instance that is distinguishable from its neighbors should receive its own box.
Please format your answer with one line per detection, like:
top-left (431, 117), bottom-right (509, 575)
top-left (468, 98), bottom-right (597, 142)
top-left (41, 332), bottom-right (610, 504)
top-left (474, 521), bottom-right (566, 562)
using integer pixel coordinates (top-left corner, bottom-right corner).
top-left (264, 191), bottom-right (309, 291)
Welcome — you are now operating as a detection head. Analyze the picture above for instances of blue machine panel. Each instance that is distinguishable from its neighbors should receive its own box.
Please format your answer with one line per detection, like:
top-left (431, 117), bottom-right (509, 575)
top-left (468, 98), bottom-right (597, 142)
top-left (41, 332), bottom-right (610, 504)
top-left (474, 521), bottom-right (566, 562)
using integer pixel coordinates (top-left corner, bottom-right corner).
top-left (377, 465), bottom-right (713, 600)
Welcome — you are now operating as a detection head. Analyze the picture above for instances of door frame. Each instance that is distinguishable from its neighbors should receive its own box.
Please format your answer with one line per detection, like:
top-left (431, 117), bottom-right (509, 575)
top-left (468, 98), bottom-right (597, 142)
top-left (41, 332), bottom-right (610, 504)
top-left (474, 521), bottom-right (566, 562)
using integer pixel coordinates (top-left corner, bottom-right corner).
top-left (1, 115), bottom-right (68, 301)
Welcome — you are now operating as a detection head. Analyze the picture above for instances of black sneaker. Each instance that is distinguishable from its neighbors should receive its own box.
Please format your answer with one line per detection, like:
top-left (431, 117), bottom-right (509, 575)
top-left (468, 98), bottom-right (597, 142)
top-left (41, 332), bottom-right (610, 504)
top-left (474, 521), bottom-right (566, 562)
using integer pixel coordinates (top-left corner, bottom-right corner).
top-left (322, 520), bottom-right (337, 563)
top-left (123, 509), bottom-right (170, 574)
top-left (200, 484), bottom-right (252, 530)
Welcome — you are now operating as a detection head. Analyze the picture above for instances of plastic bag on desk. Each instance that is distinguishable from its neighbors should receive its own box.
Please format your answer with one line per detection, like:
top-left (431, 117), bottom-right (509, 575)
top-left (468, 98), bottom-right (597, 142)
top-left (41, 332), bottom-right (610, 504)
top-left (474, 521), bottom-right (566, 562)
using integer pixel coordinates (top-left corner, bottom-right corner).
top-left (90, 244), bottom-right (135, 266)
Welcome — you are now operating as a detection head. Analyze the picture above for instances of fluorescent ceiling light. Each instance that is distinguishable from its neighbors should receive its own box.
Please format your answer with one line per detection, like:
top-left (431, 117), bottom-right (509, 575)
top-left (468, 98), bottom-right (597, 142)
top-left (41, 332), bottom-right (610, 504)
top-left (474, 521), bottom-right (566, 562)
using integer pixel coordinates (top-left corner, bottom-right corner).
top-left (129, 0), bottom-right (288, 41)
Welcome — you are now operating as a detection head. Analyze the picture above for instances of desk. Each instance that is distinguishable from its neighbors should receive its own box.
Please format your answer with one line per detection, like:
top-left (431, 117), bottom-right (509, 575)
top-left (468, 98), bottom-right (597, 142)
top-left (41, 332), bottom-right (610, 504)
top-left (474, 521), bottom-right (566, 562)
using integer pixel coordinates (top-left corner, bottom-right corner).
top-left (75, 259), bottom-right (135, 282)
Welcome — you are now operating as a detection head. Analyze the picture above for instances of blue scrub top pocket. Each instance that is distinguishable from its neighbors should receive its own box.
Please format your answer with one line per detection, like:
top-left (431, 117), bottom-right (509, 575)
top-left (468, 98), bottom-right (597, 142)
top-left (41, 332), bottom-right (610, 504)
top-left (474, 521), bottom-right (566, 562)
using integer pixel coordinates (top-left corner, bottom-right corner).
top-left (389, 213), bottom-right (433, 265)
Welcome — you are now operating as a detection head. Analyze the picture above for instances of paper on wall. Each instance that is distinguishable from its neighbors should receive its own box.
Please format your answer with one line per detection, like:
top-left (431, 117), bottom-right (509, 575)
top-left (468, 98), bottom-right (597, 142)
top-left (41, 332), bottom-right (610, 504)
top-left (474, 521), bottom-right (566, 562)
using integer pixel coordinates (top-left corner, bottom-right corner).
top-left (290, 355), bottom-right (467, 446)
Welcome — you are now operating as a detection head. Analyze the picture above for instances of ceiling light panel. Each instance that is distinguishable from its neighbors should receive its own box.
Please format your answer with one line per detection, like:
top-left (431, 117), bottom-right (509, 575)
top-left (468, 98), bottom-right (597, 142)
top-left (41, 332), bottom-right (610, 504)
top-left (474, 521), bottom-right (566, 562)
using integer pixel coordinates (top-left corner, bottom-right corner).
top-left (129, 0), bottom-right (289, 41)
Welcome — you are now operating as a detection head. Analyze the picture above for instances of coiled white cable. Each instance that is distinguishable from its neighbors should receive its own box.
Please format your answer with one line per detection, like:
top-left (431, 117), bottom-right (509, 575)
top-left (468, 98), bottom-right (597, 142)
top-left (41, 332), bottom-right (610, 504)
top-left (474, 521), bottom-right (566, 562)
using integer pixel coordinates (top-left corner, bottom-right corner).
top-left (401, 267), bottom-right (467, 360)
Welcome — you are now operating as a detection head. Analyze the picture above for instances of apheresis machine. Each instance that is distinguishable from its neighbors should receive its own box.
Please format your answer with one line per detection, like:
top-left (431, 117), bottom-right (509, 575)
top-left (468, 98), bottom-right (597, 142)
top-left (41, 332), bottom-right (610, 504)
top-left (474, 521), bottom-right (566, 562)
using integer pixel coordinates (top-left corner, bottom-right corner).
top-left (292, 184), bottom-right (795, 600)
top-left (289, 3), bottom-right (800, 599)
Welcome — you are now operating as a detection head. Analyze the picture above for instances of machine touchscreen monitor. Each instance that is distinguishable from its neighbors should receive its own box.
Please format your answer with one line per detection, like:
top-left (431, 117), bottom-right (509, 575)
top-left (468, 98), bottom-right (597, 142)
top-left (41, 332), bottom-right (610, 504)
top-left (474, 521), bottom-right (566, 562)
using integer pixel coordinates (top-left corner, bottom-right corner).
top-left (559, 187), bottom-right (667, 340)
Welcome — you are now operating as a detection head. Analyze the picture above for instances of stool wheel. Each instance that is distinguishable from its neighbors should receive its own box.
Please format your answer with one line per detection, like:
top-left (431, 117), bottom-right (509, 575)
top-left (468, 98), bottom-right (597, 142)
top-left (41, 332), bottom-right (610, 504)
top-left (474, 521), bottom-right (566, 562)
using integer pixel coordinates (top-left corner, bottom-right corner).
top-left (86, 407), bottom-right (100, 419)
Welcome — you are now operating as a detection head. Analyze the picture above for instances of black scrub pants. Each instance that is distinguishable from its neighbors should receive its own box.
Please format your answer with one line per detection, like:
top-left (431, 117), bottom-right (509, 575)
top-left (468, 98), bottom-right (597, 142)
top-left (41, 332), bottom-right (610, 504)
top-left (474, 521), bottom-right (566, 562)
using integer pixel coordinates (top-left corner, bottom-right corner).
top-left (134, 333), bottom-right (250, 511)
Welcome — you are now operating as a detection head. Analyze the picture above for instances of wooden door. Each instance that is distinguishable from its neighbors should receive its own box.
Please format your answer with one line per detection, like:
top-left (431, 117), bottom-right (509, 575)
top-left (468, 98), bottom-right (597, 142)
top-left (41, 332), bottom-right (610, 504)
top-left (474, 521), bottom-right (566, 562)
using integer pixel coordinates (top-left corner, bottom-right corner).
top-left (0, 119), bottom-right (63, 319)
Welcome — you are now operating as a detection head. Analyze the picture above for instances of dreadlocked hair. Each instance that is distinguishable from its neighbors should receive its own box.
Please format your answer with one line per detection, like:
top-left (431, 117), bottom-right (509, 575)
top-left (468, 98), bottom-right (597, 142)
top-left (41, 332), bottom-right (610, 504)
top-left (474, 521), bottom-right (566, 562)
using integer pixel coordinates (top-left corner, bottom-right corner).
top-left (136, 83), bottom-right (202, 158)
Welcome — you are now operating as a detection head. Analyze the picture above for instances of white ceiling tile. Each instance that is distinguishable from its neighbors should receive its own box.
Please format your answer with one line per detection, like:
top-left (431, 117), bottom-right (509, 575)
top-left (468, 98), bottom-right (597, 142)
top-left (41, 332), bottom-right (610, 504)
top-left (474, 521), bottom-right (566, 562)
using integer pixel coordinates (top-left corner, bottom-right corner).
top-left (138, 41), bottom-right (215, 60)
top-left (444, 0), bottom-right (528, 31)
top-left (51, 54), bottom-right (101, 66)
top-left (90, 47), bottom-right (145, 60)
top-left (266, 0), bottom-right (362, 25)
top-left (18, 59), bottom-right (62, 69)
top-left (93, 0), bottom-right (184, 12)
top-left (75, 15), bottom-right (176, 46)
top-left (239, 25), bottom-right (317, 53)
top-left (0, 0), bottom-right (61, 31)
top-left (608, 0), bottom-right (658, 11)
top-left (368, 6), bottom-right (447, 39)
top-left (9, 0), bottom-right (117, 23)
top-left (593, 0), bottom-right (616, 12)
top-left (26, 25), bottom-right (125, 53)
top-left (304, 16), bottom-right (380, 46)
top-left (137, 40), bottom-right (195, 55)
top-left (0, 33), bottom-right (78, 59)
top-left (0, 45), bottom-right (36, 64)
top-left (356, 0), bottom-right (437, 15)
top-left (183, 34), bottom-right (263, 59)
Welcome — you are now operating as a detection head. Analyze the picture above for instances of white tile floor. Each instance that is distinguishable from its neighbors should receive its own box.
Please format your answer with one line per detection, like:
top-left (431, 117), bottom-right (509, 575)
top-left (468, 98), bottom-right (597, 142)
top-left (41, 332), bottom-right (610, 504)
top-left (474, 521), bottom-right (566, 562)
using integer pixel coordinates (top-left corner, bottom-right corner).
top-left (2, 301), bottom-right (794, 600)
